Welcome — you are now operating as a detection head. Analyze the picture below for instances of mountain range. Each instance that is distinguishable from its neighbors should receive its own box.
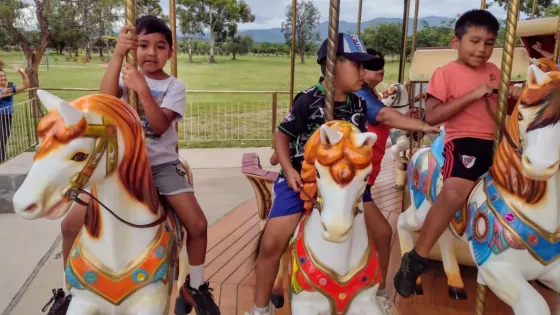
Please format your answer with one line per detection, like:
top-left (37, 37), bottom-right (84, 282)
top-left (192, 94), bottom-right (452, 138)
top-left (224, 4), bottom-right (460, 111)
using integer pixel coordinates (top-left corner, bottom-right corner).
top-left (235, 15), bottom-right (452, 43)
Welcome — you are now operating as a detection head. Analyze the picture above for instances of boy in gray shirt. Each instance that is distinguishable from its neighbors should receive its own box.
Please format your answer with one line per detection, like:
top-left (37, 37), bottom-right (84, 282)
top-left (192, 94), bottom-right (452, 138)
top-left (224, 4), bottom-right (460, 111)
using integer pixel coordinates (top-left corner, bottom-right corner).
top-left (55, 15), bottom-right (220, 315)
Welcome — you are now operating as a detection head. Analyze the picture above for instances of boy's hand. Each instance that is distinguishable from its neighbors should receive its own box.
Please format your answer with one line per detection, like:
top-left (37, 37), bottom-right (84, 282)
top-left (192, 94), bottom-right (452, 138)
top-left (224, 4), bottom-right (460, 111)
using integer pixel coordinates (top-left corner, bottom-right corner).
top-left (12, 66), bottom-right (24, 74)
top-left (122, 63), bottom-right (149, 95)
top-left (471, 83), bottom-right (494, 100)
top-left (285, 167), bottom-right (303, 192)
top-left (421, 124), bottom-right (440, 134)
top-left (2, 88), bottom-right (13, 95)
top-left (532, 42), bottom-right (543, 53)
top-left (508, 85), bottom-right (522, 99)
top-left (115, 25), bottom-right (138, 58)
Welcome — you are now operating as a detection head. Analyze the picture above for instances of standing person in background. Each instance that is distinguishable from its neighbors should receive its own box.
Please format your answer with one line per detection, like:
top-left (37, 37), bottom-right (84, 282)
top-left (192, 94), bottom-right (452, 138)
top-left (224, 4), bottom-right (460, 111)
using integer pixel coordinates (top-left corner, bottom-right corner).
top-left (0, 66), bottom-right (29, 163)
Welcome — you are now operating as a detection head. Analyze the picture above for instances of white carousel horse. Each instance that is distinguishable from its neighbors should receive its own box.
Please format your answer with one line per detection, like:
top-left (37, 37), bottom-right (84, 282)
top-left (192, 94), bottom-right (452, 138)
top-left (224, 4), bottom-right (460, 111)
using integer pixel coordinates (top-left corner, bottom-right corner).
top-left (396, 64), bottom-right (560, 314)
top-left (12, 91), bottom-right (192, 315)
top-left (286, 120), bottom-right (385, 315)
top-left (381, 82), bottom-right (433, 189)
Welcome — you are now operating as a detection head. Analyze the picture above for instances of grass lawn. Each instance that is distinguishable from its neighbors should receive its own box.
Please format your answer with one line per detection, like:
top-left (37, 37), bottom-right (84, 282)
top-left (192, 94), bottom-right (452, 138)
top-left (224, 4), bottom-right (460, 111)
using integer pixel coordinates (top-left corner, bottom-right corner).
top-left (1, 51), bottom-right (410, 150)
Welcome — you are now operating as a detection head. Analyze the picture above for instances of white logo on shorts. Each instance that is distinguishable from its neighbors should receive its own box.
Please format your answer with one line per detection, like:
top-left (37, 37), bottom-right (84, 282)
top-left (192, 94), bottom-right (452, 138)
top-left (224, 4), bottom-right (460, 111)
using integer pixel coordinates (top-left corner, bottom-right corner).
top-left (461, 155), bottom-right (476, 169)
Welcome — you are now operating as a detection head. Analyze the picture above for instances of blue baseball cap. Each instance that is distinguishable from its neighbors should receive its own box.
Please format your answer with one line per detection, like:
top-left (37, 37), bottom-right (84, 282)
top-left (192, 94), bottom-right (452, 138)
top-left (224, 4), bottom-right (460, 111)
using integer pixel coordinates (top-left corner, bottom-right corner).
top-left (317, 33), bottom-right (374, 65)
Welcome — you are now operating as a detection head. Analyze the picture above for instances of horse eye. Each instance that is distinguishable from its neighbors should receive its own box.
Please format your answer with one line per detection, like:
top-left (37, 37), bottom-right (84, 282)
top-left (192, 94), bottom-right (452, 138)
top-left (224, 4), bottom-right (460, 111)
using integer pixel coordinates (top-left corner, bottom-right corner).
top-left (364, 174), bottom-right (369, 182)
top-left (316, 169), bottom-right (320, 179)
top-left (71, 152), bottom-right (89, 162)
top-left (518, 112), bottom-right (523, 121)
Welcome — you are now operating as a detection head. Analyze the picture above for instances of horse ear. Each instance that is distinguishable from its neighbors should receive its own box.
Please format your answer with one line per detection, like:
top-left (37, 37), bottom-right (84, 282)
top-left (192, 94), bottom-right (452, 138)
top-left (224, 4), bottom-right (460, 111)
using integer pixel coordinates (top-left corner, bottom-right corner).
top-left (37, 89), bottom-right (85, 126)
top-left (355, 132), bottom-right (377, 147)
top-left (320, 124), bottom-right (343, 145)
top-left (527, 64), bottom-right (547, 87)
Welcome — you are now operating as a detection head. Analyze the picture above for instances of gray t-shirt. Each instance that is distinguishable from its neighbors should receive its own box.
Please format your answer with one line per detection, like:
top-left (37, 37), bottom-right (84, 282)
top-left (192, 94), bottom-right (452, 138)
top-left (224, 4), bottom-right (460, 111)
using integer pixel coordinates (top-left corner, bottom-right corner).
top-left (119, 74), bottom-right (186, 166)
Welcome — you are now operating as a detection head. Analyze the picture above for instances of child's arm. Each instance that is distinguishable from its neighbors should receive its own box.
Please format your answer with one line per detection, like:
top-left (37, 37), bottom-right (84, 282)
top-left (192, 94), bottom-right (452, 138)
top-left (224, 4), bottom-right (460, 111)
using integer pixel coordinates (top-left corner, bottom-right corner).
top-left (376, 107), bottom-right (440, 134)
top-left (100, 25), bottom-right (137, 97)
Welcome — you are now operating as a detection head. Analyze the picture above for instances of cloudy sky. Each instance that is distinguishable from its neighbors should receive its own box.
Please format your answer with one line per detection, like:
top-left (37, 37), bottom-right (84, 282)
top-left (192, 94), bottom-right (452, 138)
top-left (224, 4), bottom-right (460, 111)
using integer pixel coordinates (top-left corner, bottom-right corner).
top-left (159, 0), bottom-right (519, 30)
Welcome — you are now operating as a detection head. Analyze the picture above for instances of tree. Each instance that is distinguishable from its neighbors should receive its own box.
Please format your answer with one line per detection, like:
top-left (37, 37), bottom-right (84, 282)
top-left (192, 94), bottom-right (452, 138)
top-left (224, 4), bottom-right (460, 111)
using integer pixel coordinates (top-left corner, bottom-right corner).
top-left (178, 7), bottom-right (203, 63)
top-left (281, 0), bottom-right (320, 64)
top-left (543, 3), bottom-right (560, 17)
top-left (226, 35), bottom-right (253, 59)
top-left (490, 0), bottom-right (554, 18)
top-left (362, 23), bottom-right (401, 61)
top-left (137, 0), bottom-right (163, 16)
top-left (0, 0), bottom-right (51, 117)
top-left (178, 0), bottom-right (255, 63)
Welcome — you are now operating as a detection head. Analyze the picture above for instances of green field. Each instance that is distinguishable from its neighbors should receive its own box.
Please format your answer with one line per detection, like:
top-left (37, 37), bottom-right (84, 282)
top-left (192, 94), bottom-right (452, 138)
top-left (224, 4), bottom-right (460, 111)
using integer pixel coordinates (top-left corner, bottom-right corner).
top-left (1, 51), bottom-right (409, 153)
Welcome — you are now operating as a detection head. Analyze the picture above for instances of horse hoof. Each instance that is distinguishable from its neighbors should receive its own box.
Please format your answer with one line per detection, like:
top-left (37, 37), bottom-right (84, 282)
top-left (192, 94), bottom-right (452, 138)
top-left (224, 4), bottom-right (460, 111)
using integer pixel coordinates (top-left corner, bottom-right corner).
top-left (271, 293), bottom-right (284, 308)
top-left (174, 296), bottom-right (193, 315)
top-left (448, 286), bottom-right (468, 300)
top-left (413, 284), bottom-right (423, 295)
top-left (535, 280), bottom-right (553, 291)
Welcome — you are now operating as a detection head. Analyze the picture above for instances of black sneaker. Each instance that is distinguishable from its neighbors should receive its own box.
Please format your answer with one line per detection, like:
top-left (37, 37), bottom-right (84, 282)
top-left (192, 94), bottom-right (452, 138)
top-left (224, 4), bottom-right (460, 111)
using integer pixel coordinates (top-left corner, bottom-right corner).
top-left (42, 288), bottom-right (71, 314)
top-left (394, 250), bottom-right (429, 298)
top-left (180, 275), bottom-right (221, 315)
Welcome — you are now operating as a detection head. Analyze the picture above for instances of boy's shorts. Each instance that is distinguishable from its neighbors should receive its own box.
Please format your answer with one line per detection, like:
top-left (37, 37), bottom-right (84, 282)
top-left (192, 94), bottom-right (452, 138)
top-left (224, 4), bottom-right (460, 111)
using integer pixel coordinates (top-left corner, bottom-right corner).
top-left (152, 159), bottom-right (194, 195)
top-left (268, 176), bottom-right (373, 219)
top-left (442, 137), bottom-right (493, 181)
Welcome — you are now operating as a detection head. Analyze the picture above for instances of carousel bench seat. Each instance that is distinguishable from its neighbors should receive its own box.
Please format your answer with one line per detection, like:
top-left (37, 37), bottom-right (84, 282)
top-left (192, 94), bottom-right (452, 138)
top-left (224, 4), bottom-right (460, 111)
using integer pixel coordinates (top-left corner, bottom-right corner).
top-left (241, 153), bottom-right (278, 229)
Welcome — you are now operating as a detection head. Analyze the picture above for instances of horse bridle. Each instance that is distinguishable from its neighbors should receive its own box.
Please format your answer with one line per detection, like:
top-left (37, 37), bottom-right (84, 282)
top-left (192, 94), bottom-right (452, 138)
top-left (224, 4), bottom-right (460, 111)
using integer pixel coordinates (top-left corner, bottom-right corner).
top-left (386, 84), bottom-right (410, 109)
top-left (63, 117), bottom-right (167, 229)
top-left (484, 96), bottom-right (523, 154)
top-left (300, 186), bottom-right (364, 218)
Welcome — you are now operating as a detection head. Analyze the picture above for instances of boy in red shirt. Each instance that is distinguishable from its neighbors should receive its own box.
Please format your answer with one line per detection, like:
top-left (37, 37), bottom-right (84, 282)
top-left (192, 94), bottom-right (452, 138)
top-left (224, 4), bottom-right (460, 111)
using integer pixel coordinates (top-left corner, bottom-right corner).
top-left (394, 9), bottom-right (522, 297)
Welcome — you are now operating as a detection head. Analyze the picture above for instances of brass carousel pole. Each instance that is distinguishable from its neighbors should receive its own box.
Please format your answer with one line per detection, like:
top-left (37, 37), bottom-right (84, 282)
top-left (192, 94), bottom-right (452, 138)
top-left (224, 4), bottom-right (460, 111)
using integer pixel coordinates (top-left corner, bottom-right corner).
top-left (289, 0), bottom-right (297, 106)
top-left (409, 0), bottom-right (419, 155)
top-left (398, 0), bottom-right (410, 84)
top-left (476, 1), bottom-right (521, 313)
top-left (125, 0), bottom-right (138, 112)
top-left (169, 0), bottom-right (179, 152)
top-left (324, 0), bottom-right (341, 121)
top-left (357, 0), bottom-right (363, 35)
top-left (554, 18), bottom-right (560, 63)
top-left (531, 0), bottom-right (537, 19)
top-left (480, 0), bottom-right (486, 9)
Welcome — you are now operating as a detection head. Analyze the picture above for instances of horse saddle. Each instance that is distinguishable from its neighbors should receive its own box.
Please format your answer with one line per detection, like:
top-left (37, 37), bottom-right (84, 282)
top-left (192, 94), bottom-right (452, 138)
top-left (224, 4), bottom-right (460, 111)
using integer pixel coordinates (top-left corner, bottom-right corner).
top-left (430, 126), bottom-right (446, 169)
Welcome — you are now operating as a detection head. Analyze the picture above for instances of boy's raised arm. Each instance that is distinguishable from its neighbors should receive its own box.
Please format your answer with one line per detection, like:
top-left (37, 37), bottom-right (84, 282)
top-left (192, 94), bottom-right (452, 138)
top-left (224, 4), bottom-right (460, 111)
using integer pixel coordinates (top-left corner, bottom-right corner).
top-left (100, 25), bottom-right (137, 97)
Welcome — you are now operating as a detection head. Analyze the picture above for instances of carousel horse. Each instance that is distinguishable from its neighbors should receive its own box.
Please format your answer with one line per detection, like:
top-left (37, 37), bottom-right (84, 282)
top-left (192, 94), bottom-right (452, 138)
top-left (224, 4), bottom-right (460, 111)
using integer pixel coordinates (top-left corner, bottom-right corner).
top-left (397, 64), bottom-right (560, 314)
top-left (12, 90), bottom-right (192, 315)
top-left (382, 82), bottom-right (432, 189)
top-left (284, 120), bottom-right (384, 315)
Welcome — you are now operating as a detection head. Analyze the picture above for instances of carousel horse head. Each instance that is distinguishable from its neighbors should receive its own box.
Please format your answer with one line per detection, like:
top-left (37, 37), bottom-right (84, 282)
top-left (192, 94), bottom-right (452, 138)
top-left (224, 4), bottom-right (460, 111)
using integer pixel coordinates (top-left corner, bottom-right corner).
top-left (13, 90), bottom-right (159, 220)
top-left (381, 83), bottom-right (409, 108)
top-left (300, 121), bottom-right (377, 243)
top-left (517, 64), bottom-right (560, 180)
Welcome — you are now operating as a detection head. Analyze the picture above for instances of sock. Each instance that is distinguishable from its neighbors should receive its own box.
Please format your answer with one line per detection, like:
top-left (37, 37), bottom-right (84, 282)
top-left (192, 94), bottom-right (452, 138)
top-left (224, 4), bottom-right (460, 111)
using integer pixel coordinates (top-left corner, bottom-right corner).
top-left (409, 248), bottom-right (428, 264)
top-left (253, 304), bottom-right (270, 314)
top-left (189, 264), bottom-right (205, 289)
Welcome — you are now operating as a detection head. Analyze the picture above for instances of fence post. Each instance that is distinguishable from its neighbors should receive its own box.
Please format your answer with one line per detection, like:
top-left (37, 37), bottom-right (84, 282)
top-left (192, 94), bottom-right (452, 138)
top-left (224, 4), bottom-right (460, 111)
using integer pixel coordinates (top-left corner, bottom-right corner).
top-left (271, 92), bottom-right (278, 148)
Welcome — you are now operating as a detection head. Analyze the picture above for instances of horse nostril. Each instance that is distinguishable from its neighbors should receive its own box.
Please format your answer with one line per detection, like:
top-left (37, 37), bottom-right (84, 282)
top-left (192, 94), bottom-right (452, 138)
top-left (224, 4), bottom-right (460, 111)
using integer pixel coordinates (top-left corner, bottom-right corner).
top-left (523, 156), bottom-right (532, 165)
top-left (24, 203), bottom-right (37, 212)
top-left (321, 222), bottom-right (327, 231)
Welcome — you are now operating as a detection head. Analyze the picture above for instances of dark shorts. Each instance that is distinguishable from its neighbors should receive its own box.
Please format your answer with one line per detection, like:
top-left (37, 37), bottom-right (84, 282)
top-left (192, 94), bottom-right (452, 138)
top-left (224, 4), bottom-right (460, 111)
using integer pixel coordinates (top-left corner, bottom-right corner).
top-left (268, 177), bottom-right (373, 219)
top-left (442, 137), bottom-right (493, 181)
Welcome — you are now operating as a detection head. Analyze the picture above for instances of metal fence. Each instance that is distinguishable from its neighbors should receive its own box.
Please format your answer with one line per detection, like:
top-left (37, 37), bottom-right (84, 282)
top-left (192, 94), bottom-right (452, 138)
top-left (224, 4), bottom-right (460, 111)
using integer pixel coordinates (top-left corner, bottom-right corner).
top-left (1, 88), bottom-right (291, 164)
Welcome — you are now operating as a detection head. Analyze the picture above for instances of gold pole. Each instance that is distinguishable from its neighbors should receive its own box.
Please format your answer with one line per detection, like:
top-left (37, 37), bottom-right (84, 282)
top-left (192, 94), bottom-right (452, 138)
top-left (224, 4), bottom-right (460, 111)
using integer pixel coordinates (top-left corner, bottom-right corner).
top-left (357, 0), bottom-right (363, 35)
top-left (289, 0), bottom-right (297, 107)
top-left (324, 0), bottom-right (341, 121)
top-left (531, 0), bottom-right (537, 19)
top-left (493, 0), bottom-right (520, 154)
top-left (480, 0), bottom-right (486, 9)
top-left (125, 0), bottom-right (138, 113)
top-left (398, 0), bottom-right (410, 84)
top-left (410, 0), bottom-right (419, 56)
top-left (474, 283), bottom-right (487, 315)
top-left (554, 18), bottom-right (560, 63)
top-left (170, 0), bottom-right (177, 78)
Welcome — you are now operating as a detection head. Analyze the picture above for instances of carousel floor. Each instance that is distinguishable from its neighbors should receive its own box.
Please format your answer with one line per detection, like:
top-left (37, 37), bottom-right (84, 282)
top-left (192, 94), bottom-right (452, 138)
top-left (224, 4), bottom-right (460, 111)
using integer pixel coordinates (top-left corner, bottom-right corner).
top-left (168, 152), bottom-right (559, 314)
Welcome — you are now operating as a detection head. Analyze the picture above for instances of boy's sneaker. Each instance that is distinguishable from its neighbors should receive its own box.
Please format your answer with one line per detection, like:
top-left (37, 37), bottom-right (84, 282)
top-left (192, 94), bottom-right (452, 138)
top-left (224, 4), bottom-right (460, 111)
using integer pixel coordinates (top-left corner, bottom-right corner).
top-left (376, 289), bottom-right (394, 315)
top-left (180, 275), bottom-right (220, 315)
top-left (394, 250), bottom-right (429, 298)
top-left (42, 288), bottom-right (71, 314)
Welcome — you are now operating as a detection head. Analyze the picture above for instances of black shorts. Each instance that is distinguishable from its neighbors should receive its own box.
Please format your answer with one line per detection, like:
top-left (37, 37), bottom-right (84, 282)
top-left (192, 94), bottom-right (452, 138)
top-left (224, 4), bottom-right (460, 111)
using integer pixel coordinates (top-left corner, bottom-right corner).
top-left (442, 137), bottom-right (493, 181)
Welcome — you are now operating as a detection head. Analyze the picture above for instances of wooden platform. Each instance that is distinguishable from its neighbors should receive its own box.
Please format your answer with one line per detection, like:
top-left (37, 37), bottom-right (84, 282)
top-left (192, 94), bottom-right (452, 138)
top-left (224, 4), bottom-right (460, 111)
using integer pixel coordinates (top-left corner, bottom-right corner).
top-left (168, 152), bottom-right (558, 314)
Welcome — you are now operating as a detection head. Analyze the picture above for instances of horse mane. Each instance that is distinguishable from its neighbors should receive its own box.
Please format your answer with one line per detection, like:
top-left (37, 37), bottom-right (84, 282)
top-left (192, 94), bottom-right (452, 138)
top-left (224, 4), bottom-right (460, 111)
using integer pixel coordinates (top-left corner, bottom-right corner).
top-left (300, 121), bottom-right (373, 211)
top-left (489, 93), bottom-right (552, 204)
top-left (36, 94), bottom-right (159, 237)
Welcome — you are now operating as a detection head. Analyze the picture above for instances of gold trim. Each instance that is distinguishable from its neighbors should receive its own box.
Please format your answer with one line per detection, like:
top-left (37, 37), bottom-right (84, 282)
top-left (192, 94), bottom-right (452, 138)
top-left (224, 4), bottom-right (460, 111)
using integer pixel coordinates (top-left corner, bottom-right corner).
top-left (77, 225), bottom-right (163, 280)
top-left (484, 182), bottom-right (560, 265)
top-left (302, 213), bottom-right (373, 284)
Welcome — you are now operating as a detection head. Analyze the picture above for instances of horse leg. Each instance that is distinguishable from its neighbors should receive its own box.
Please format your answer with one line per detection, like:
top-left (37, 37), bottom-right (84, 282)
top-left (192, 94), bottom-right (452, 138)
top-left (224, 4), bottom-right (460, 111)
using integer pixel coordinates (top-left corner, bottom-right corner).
top-left (128, 283), bottom-right (169, 315)
top-left (478, 263), bottom-right (550, 315)
top-left (270, 249), bottom-right (289, 308)
top-left (397, 200), bottom-right (431, 295)
top-left (65, 296), bottom-right (102, 315)
top-left (290, 292), bottom-right (328, 315)
top-left (392, 136), bottom-right (410, 190)
top-left (438, 228), bottom-right (467, 300)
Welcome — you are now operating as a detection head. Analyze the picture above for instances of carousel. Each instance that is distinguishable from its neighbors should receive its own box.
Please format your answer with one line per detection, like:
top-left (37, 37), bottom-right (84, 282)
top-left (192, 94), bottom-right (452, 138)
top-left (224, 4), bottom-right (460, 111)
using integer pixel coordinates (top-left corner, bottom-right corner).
top-left (10, 0), bottom-right (560, 313)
